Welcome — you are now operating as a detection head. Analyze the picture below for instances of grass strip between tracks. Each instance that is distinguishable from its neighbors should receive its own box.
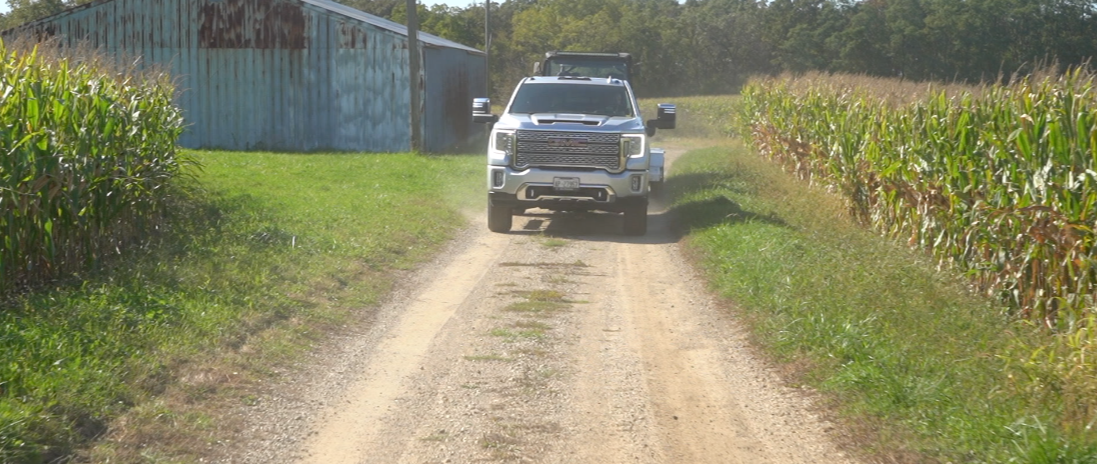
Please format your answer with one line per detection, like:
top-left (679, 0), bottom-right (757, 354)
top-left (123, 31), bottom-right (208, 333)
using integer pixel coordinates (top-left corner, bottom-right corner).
top-left (1, 150), bottom-right (483, 463)
top-left (667, 141), bottom-right (1097, 463)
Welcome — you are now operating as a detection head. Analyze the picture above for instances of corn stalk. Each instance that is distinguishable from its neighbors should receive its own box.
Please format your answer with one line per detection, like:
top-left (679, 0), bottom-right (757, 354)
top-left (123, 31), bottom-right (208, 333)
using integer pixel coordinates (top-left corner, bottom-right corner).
top-left (741, 69), bottom-right (1097, 329)
top-left (0, 39), bottom-right (186, 294)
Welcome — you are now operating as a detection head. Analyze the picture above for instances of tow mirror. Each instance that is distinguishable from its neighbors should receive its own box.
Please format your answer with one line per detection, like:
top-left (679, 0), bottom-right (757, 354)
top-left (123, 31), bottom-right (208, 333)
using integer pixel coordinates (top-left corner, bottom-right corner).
top-left (655, 103), bottom-right (676, 129)
top-left (472, 98), bottom-right (498, 124)
top-left (645, 103), bottom-right (676, 135)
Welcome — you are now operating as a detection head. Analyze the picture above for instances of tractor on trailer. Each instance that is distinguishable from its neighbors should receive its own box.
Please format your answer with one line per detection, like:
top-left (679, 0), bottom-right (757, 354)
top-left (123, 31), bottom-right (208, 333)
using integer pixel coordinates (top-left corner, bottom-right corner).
top-left (534, 51), bottom-right (634, 82)
top-left (472, 52), bottom-right (675, 236)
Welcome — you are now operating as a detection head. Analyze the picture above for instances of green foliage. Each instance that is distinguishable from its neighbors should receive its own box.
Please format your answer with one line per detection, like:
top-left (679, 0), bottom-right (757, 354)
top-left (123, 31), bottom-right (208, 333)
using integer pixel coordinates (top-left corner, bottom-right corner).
top-left (353, 0), bottom-right (1097, 101)
top-left (740, 68), bottom-right (1097, 445)
top-left (0, 150), bottom-right (483, 462)
top-left (6, 0), bottom-right (1096, 100)
top-left (641, 95), bottom-right (741, 138)
top-left (0, 39), bottom-right (187, 294)
top-left (669, 142), bottom-right (1095, 462)
top-left (0, 0), bottom-right (63, 30)
top-left (741, 69), bottom-right (1097, 325)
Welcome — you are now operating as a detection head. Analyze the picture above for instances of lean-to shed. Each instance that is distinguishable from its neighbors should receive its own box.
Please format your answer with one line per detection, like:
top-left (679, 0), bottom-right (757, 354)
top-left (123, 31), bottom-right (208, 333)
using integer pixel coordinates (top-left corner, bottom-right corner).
top-left (4, 0), bottom-right (486, 152)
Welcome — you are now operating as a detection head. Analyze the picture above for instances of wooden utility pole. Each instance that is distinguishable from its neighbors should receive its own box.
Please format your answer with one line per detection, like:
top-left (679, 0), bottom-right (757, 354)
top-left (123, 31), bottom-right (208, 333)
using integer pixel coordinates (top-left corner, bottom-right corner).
top-left (407, 0), bottom-right (422, 152)
top-left (484, 0), bottom-right (491, 99)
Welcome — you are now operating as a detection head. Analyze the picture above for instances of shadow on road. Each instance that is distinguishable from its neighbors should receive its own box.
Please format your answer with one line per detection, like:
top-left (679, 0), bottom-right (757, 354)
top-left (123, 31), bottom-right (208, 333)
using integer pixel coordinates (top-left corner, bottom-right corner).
top-left (505, 182), bottom-right (685, 245)
top-left (509, 208), bottom-right (682, 245)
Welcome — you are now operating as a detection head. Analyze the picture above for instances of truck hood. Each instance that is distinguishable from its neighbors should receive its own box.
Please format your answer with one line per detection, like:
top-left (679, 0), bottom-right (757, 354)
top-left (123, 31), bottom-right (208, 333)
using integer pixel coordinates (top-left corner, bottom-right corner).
top-left (498, 113), bottom-right (645, 133)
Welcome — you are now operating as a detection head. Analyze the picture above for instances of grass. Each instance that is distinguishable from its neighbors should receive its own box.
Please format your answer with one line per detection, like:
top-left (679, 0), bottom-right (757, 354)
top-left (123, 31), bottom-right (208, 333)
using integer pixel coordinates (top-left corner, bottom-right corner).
top-left (489, 328), bottom-right (546, 341)
top-left (667, 140), bottom-right (1095, 462)
top-left (0, 150), bottom-right (482, 463)
top-left (513, 320), bottom-right (552, 331)
top-left (641, 96), bottom-right (741, 139)
top-left (503, 289), bottom-right (571, 315)
top-left (539, 237), bottom-right (569, 248)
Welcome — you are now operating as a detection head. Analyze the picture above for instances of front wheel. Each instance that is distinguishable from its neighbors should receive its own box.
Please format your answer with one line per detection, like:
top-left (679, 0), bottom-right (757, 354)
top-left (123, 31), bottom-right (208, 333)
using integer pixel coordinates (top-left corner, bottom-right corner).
top-left (488, 196), bottom-right (512, 233)
top-left (622, 199), bottom-right (648, 236)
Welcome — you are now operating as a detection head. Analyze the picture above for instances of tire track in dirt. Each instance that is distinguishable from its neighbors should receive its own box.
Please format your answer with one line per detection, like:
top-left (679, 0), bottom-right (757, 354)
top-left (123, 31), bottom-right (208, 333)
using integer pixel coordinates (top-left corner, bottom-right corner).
top-left (295, 231), bottom-right (512, 464)
top-left (271, 144), bottom-right (856, 464)
top-left (614, 236), bottom-right (768, 462)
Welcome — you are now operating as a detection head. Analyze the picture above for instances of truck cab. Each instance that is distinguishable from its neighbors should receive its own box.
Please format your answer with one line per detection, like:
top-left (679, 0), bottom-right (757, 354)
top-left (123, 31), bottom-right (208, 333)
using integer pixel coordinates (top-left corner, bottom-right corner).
top-left (472, 75), bottom-right (675, 235)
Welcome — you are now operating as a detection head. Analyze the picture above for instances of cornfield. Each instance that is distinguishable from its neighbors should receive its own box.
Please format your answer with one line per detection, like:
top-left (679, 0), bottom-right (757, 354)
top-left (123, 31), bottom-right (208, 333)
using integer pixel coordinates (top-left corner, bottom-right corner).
top-left (740, 70), bottom-right (1097, 329)
top-left (0, 39), bottom-right (186, 294)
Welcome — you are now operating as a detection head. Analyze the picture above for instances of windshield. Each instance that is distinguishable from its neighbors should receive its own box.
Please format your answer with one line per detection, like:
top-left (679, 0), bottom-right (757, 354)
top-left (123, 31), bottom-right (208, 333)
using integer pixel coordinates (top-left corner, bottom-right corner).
top-left (546, 59), bottom-right (628, 80)
top-left (509, 83), bottom-right (634, 117)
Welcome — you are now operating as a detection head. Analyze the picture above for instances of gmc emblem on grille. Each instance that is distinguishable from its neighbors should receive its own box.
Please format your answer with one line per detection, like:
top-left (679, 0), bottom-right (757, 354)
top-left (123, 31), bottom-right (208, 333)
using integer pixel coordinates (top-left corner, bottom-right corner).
top-left (546, 137), bottom-right (588, 148)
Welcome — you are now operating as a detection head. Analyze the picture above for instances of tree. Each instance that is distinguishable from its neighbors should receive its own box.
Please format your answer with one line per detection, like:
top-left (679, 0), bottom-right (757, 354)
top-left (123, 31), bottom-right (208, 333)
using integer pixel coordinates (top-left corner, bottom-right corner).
top-left (1, 0), bottom-right (69, 30)
top-left (764, 0), bottom-right (846, 74)
top-left (830, 0), bottom-right (894, 76)
top-left (677, 0), bottom-right (773, 94)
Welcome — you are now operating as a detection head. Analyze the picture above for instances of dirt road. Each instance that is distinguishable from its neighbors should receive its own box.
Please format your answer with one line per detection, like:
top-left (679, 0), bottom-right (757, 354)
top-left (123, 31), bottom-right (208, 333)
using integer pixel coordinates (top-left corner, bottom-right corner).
top-left (222, 147), bottom-right (856, 463)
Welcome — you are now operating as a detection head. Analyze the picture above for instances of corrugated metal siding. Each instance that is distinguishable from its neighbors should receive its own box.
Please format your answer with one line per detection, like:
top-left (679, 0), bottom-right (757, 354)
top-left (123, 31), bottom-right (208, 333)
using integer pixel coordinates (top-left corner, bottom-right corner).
top-left (5, 0), bottom-right (484, 152)
top-left (423, 46), bottom-right (486, 152)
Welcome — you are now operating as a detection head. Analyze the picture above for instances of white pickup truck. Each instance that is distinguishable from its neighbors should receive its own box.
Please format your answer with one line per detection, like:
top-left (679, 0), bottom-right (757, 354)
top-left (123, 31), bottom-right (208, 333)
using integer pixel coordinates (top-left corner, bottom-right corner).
top-left (472, 75), bottom-right (675, 235)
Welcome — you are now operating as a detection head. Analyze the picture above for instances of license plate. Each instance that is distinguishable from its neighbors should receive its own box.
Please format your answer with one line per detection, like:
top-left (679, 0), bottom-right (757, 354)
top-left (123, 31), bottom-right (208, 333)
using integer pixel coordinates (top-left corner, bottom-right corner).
top-left (553, 177), bottom-right (581, 191)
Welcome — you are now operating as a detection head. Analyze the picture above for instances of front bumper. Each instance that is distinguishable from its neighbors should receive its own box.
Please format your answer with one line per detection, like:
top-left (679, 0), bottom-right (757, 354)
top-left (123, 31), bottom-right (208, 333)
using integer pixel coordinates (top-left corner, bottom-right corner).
top-left (487, 166), bottom-right (649, 212)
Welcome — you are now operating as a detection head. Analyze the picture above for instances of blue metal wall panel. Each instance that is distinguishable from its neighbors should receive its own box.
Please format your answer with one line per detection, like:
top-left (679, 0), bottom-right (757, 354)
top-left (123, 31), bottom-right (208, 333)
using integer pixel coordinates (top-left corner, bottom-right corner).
top-left (4, 0), bottom-right (485, 152)
top-left (423, 46), bottom-right (486, 152)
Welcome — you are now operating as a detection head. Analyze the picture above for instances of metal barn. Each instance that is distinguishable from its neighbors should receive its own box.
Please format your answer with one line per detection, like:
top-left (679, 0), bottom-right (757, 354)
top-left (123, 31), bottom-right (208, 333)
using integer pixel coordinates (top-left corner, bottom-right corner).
top-left (6, 0), bottom-right (486, 152)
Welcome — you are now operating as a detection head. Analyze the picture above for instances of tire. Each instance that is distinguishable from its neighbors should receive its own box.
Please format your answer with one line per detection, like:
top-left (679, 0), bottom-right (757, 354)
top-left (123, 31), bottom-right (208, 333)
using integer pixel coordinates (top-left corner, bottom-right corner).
top-left (487, 196), bottom-right (512, 233)
top-left (622, 198), bottom-right (648, 236)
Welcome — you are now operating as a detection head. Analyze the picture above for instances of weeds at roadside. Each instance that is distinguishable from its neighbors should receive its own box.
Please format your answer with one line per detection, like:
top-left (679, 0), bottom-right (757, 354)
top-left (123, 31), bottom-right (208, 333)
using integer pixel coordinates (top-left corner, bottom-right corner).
top-left (667, 141), bottom-right (1072, 461)
top-left (2, 150), bottom-right (483, 462)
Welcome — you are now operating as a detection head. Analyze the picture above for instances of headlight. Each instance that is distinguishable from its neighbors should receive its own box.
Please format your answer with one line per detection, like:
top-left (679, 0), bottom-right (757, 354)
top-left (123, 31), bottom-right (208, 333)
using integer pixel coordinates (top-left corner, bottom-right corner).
top-left (493, 131), bottom-right (515, 155)
top-left (621, 135), bottom-right (645, 158)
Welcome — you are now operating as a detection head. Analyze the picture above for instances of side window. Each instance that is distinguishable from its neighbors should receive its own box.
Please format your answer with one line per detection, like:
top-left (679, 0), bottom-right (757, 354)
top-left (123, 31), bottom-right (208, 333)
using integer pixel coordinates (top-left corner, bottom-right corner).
top-left (596, 88), bottom-right (633, 117)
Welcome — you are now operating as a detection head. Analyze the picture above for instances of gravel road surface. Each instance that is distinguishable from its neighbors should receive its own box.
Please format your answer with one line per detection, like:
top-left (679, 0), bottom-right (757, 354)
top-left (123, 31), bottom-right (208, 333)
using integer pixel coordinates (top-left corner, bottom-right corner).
top-left (215, 146), bottom-right (857, 464)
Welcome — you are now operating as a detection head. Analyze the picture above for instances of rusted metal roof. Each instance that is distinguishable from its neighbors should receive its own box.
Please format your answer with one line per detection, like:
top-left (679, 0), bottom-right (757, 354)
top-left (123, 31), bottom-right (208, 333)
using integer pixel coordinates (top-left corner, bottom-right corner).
top-left (300, 0), bottom-right (483, 54)
top-left (8, 0), bottom-right (483, 55)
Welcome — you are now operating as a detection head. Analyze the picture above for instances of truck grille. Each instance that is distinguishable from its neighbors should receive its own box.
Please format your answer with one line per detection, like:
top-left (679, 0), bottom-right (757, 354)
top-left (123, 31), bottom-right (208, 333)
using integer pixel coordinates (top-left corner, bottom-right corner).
top-left (514, 130), bottom-right (622, 172)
